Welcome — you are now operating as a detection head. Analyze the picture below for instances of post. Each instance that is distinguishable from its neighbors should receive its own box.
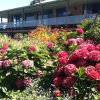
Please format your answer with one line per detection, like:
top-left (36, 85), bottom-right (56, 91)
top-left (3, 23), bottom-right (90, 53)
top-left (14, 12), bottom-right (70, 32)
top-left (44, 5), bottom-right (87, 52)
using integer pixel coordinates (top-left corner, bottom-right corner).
top-left (39, 0), bottom-right (43, 25)
top-left (1, 17), bottom-right (2, 23)
top-left (22, 8), bottom-right (25, 27)
top-left (66, 0), bottom-right (70, 16)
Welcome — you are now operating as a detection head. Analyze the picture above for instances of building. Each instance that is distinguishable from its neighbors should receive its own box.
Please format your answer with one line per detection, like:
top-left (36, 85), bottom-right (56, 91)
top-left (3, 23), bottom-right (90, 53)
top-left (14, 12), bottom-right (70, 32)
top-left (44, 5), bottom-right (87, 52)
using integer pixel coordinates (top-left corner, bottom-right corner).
top-left (0, 0), bottom-right (99, 33)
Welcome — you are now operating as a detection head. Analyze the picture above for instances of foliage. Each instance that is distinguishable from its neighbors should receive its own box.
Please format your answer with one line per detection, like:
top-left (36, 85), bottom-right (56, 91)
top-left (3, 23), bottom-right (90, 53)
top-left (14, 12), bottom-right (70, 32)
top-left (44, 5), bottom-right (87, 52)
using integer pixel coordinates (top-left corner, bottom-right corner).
top-left (0, 25), bottom-right (100, 100)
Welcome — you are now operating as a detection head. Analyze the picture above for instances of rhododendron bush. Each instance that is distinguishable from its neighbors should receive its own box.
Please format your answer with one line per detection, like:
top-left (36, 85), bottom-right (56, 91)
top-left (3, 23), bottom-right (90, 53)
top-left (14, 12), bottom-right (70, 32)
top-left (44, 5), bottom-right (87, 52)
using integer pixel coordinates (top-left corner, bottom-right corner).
top-left (0, 27), bottom-right (100, 100)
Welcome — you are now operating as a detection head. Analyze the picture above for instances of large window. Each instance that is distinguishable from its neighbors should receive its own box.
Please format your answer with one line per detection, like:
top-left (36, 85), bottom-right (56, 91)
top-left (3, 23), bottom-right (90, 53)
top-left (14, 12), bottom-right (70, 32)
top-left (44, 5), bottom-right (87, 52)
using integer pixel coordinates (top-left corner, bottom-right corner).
top-left (56, 8), bottom-right (66, 17)
top-left (43, 10), bottom-right (53, 19)
top-left (85, 3), bottom-right (100, 14)
top-left (37, 10), bottom-right (53, 19)
top-left (26, 13), bottom-right (34, 21)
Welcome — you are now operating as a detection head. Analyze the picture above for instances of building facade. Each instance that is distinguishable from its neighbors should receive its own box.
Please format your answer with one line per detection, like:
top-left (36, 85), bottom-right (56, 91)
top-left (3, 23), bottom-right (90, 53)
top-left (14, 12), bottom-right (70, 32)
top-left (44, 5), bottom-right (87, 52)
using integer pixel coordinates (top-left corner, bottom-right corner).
top-left (0, 0), bottom-right (99, 31)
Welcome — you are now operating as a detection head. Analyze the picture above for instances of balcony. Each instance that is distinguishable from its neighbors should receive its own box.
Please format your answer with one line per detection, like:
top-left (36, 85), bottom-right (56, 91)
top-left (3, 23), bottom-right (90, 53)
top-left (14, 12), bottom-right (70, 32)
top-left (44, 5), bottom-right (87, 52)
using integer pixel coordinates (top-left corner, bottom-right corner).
top-left (0, 14), bottom-right (97, 29)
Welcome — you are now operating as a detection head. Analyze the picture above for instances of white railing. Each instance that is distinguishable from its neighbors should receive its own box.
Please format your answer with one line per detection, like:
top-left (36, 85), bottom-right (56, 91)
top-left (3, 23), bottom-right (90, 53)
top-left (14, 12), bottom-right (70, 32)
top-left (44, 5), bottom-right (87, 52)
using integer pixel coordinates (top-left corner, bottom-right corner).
top-left (0, 14), bottom-right (97, 29)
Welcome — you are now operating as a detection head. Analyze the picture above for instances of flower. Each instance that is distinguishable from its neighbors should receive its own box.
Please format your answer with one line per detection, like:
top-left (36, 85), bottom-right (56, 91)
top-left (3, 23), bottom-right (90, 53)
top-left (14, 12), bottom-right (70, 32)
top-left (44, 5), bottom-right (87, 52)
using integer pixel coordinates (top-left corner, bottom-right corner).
top-left (78, 44), bottom-right (96, 52)
top-left (54, 66), bottom-right (64, 77)
top-left (76, 38), bottom-right (84, 45)
top-left (16, 78), bottom-right (23, 88)
top-left (23, 78), bottom-right (31, 86)
top-left (35, 70), bottom-right (42, 77)
top-left (2, 60), bottom-right (11, 68)
top-left (85, 66), bottom-right (100, 80)
top-left (68, 39), bottom-right (77, 46)
top-left (57, 51), bottom-right (68, 58)
top-left (64, 64), bottom-right (77, 76)
top-left (95, 63), bottom-right (100, 74)
top-left (29, 46), bottom-right (36, 51)
top-left (54, 89), bottom-right (61, 97)
top-left (62, 76), bottom-right (76, 88)
top-left (46, 42), bottom-right (54, 48)
top-left (96, 44), bottom-right (100, 51)
top-left (53, 77), bottom-right (63, 87)
top-left (84, 40), bottom-right (94, 44)
top-left (21, 60), bottom-right (34, 69)
top-left (0, 49), bottom-right (7, 53)
top-left (69, 49), bottom-right (89, 61)
top-left (88, 50), bottom-right (100, 61)
top-left (76, 28), bottom-right (84, 34)
top-left (58, 57), bottom-right (68, 65)
top-left (2, 43), bottom-right (8, 50)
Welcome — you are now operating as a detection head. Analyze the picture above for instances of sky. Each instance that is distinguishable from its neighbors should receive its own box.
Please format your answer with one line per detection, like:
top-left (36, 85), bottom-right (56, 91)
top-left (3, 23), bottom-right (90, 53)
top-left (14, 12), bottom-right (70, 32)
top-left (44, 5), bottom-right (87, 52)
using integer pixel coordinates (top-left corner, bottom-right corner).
top-left (0, 0), bottom-right (32, 11)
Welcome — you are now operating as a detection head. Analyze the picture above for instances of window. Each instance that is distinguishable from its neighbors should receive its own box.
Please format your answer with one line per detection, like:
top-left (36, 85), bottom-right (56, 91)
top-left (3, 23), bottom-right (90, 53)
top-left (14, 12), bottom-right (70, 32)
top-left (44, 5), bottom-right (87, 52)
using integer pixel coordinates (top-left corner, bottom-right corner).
top-left (26, 13), bottom-right (34, 21)
top-left (56, 8), bottom-right (66, 17)
top-left (85, 3), bottom-right (100, 14)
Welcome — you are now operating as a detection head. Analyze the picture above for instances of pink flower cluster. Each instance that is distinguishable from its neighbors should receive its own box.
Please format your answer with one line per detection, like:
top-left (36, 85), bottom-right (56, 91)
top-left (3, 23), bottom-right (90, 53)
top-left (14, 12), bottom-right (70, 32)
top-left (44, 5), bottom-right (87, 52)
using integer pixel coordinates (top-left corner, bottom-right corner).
top-left (57, 51), bottom-right (68, 65)
top-left (46, 42), bottom-right (54, 48)
top-left (53, 64), bottom-right (76, 88)
top-left (16, 78), bottom-right (31, 88)
top-left (0, 43), bottom-right (8, 54)
top-left (76, 28), bottom-right (84, 34)
top-left (53, 40), bottom-right (100, 90)
top-left (68, 38), bottom-right (84, 46)
top-left (0, 60), bottom-right (11, 69)
top-left (29, 46), bottom-right (36, 51)
top-left (35, 70), bottom-right (42, 77)
top-left (21, 60), bottom-right (34, 69)
top-left (85, 65), bottom-right (100, 80)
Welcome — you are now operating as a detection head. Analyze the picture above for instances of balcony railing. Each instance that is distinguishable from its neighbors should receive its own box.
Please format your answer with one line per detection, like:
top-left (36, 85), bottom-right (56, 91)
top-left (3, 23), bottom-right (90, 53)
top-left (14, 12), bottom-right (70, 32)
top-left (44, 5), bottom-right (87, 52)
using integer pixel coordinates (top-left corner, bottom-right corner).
top-left (0, 14), bottom-right (97, 29)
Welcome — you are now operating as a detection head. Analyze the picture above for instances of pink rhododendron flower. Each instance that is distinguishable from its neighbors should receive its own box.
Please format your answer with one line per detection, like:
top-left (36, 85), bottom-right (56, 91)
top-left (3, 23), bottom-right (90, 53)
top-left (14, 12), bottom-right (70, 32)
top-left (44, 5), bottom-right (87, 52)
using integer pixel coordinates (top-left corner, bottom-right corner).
top-left (54, 66), bottom-right (64, 77)
top-left (0, 49), bottom-right (7, 53)
top-left (78, 43), bottom-right (88, 50)
top-left (2, 60), bottom-right (11, 68)
top-left (16, 78), bottom-right (23, 88)
top-left (62, 76), bottom-right (76, 88)
top-left (86, 44), bottom-right (96, 52)
top-left (69, 49), bottom-right (89, 61)
top-left (76, 38), bottom-right (84, 45)
top-left (64, 64), bottom-right (77, 76)
top-left (2, 43), bottom-right (8, 50)
top-left (53, 77), bottom-right (63, 87)
top-left (78, 44), bottom-right (95, 52)
top-left (23, 78), bottom-right (31, 86)
top-left (85, 66), bottom-right (100, 80)
top-left (36, 70), bottom-right (42, 77)
top-left (29, 46), bottom-right (36, 51)
top-left (76, 28), bottom-right (84, 34)
top-left (68, 39), bottom-right (77, 46)
top-left (88, 50), bottom-right (100, 61)
top-left (46, 42), bottom-right (54, 48)
top-left (58, 57), bottom-right (68, 65)
top-left (84, 40), bottom-right (94, 44)
top-left (96, 44), bottom-right (100, 51)
top-left (54, 89), bottom-right (61, 97)
top-left (57, 51), bottom-right (68, 58)
top-left (95, 63), bottom-right (100, 74)
top-left (21, 60), bottom-right (34, 69)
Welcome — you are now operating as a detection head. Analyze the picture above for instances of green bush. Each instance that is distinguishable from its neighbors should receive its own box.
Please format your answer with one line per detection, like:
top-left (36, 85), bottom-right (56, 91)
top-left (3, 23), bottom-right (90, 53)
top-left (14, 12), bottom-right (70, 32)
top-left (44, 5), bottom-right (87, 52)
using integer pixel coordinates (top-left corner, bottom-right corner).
top-left (84, 17), bottom-right (100, 44)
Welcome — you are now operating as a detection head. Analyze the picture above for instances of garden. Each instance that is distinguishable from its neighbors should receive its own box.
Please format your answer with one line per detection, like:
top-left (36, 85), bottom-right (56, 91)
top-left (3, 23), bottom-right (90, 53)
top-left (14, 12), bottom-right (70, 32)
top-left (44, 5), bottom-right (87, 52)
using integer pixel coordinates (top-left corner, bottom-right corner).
top-left (0, 18), bottom-right (100, 100)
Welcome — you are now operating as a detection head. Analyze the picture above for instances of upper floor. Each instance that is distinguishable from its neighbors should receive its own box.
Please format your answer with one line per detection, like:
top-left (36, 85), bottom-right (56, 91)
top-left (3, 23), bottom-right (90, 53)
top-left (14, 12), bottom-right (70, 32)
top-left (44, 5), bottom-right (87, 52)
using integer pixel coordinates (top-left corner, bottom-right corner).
top-left (0, 0), bottom-right (99, 29)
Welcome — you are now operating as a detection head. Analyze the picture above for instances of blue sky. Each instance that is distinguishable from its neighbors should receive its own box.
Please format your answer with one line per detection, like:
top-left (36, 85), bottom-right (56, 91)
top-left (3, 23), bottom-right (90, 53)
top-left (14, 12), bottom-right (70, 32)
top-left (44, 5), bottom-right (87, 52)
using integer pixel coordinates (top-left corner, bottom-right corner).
top-left (0, 0), bottom-right (32, 11)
